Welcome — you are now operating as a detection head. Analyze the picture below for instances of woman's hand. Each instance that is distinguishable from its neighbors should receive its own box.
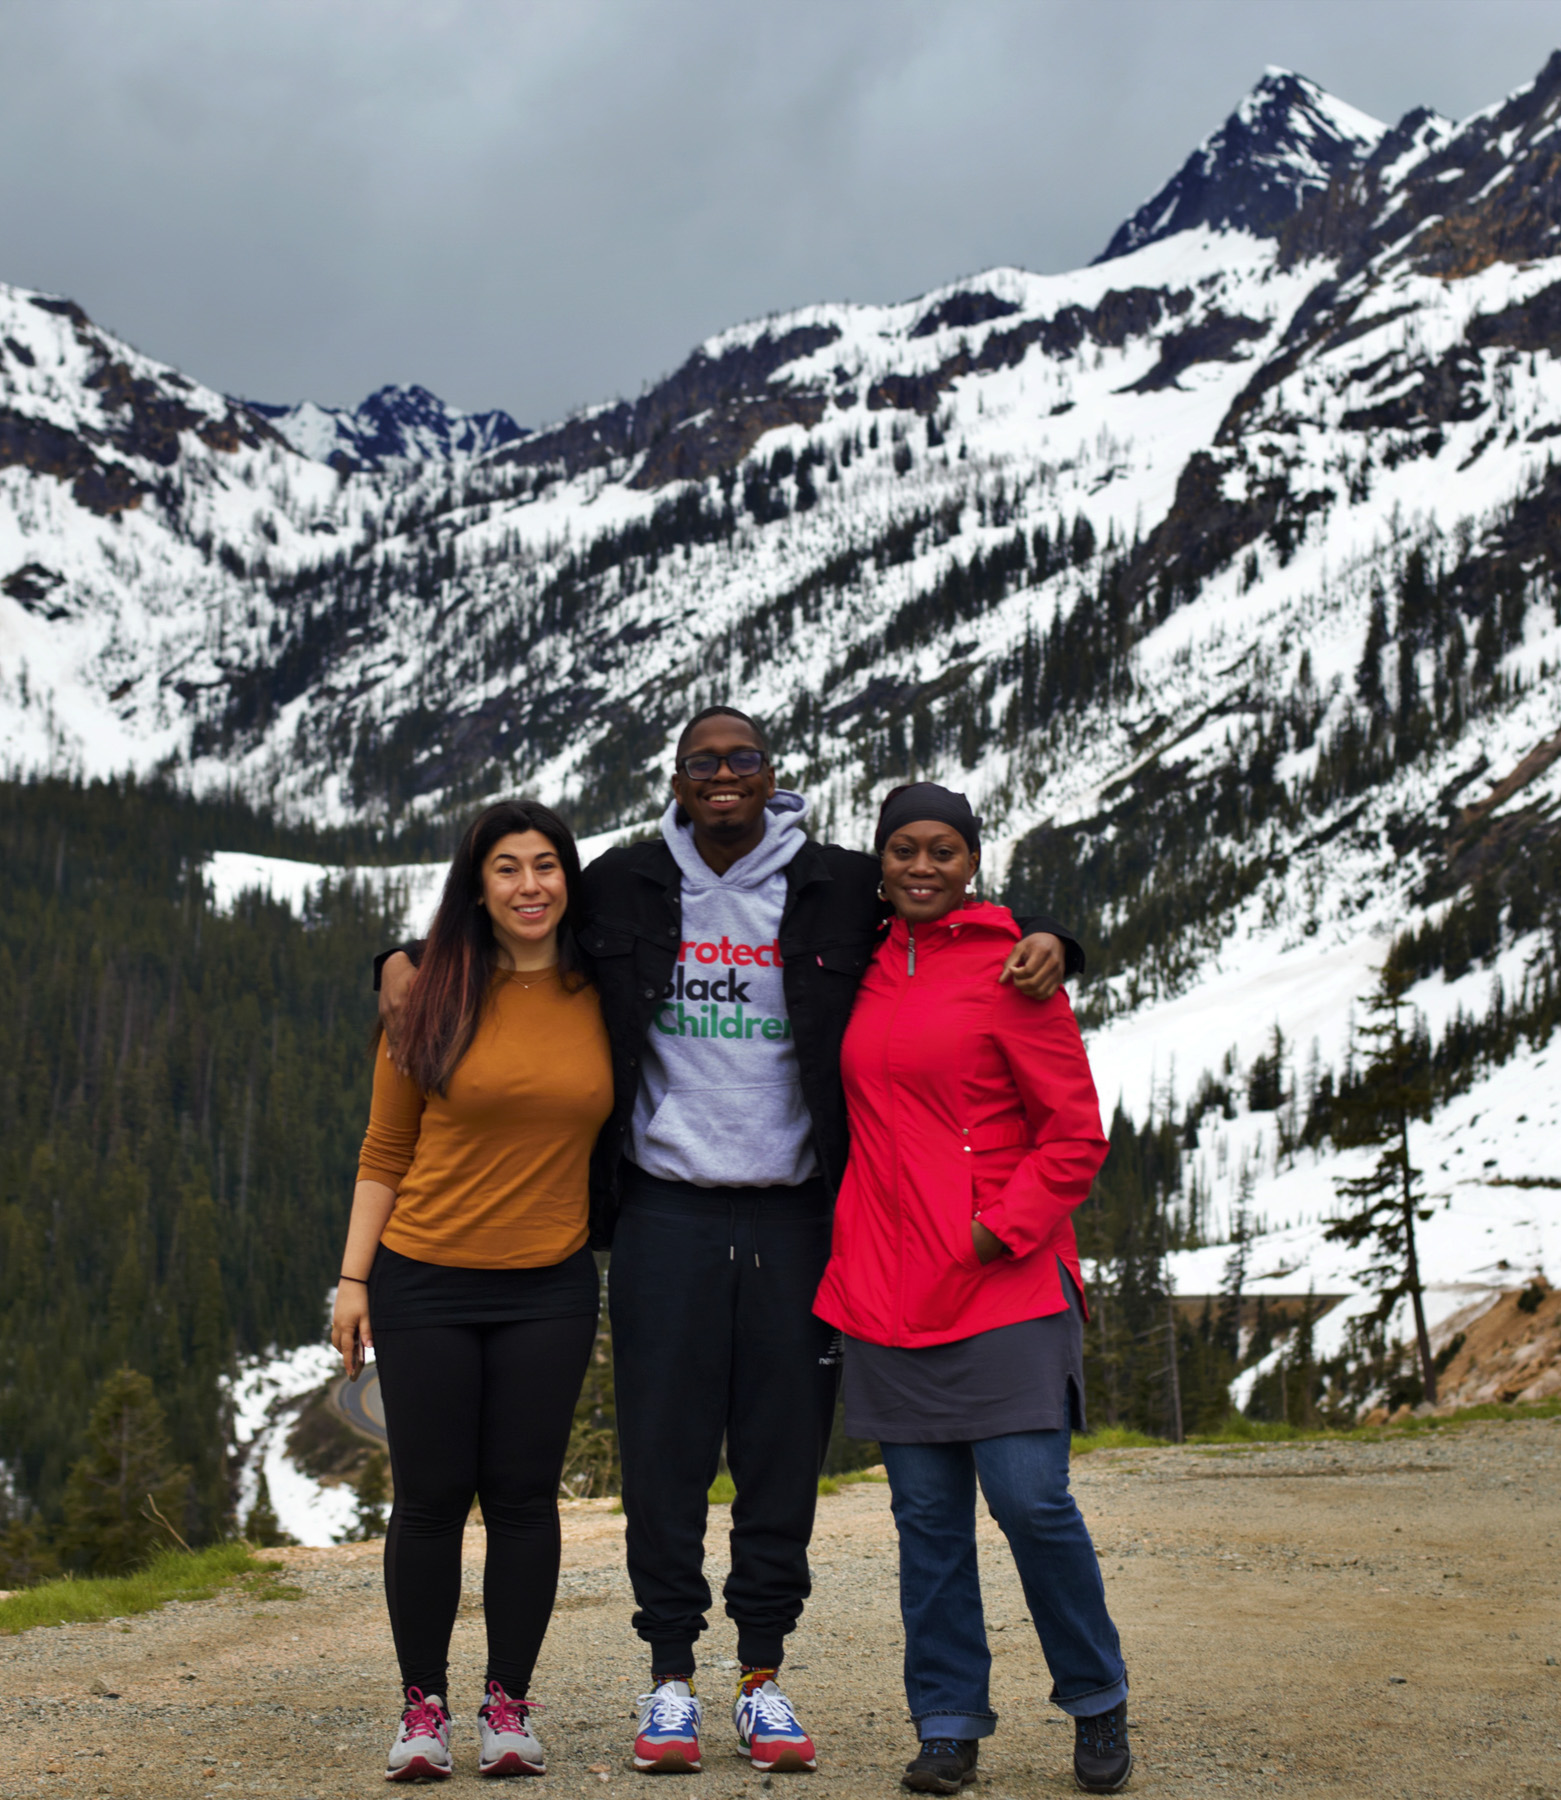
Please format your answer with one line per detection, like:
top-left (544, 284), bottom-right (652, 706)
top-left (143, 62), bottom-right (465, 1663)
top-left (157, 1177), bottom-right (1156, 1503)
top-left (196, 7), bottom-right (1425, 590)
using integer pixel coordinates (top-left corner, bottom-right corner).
top-left (971, 1219), bottom-right (1008, 1265)
top-left (331, 1282), bottom-right (373, 1380)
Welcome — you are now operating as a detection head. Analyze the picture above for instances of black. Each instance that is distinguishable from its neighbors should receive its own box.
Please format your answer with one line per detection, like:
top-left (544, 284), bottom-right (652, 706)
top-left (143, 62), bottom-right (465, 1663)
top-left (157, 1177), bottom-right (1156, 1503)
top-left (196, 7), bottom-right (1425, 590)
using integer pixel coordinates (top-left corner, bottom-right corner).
top-left (902, 1739), bottom-right (981, 1793)
top-left (373, 1312), bottom-right (597, 1699)
top-left (368, 1241), bottom-right (599, 1329)
top-left (1074, 1703), bottom-right (1133, 1792)
top-left (874, 782), bottom-right (981, 854)
top-left (843, 1264), bottom-right (1087, 1442)
top-left (607, 1165), bottom-right (838, 1674)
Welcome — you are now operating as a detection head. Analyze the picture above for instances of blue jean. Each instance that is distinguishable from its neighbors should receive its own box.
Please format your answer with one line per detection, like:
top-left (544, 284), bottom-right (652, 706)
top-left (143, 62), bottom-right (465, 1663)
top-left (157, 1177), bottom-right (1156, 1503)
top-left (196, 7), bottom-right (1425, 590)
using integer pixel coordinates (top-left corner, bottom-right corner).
top-left (881, 1431), bottom-right (1127, 1738)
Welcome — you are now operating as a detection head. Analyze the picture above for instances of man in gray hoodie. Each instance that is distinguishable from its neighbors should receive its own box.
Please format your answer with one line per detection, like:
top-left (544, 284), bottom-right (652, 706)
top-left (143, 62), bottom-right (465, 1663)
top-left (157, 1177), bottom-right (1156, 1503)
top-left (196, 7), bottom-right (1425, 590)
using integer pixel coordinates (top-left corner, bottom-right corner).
top-left (592, 708), bottom-right (1072, 1777)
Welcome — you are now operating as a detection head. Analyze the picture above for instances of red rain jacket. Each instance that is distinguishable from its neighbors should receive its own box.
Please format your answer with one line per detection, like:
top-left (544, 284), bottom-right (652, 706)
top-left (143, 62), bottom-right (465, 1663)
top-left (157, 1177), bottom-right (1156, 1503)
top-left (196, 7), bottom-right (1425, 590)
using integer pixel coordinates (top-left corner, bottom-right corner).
top-left (812, 901), bottom-right (1108, 1348)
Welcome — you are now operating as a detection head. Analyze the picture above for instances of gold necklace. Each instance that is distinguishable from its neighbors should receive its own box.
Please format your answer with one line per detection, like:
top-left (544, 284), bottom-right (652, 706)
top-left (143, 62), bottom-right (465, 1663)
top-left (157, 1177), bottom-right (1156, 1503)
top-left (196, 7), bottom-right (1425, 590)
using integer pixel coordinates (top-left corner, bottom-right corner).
top-left (505, 963), bottom-right (559, 990)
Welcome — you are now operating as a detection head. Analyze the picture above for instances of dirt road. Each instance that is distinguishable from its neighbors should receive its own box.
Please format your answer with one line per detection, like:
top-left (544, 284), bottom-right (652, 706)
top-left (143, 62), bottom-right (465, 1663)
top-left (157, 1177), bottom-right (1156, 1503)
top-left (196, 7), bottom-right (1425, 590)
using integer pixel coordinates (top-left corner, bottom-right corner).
top-left (3, 1421), bottom-right (1557, 1800)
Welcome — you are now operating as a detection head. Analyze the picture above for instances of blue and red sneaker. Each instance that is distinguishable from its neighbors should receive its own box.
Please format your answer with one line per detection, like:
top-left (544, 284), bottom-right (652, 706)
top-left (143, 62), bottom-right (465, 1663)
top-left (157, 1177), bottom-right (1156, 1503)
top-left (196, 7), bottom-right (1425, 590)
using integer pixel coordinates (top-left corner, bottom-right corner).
top-left (633, 1679), bottom-right (702, 1773)
top-left (733, 1670), bottom-right (817, 1773)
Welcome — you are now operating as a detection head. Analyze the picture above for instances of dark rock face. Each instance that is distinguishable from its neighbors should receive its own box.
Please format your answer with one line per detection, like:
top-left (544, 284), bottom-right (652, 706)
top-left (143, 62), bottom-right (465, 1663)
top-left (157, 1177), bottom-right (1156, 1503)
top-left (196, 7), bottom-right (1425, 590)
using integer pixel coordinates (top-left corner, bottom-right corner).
top-left (1098, 69), bottom-right (1383, 263)
top-left (1122, 312), bottom-right (1269, 394)
top-left (869, 288), bottom-right (1192, 415)
top-left (1, 562), bottom-right (69, 617)
top-left (490, 324), bottom-right (840, 490)
top-left (0, 407), bottom-right (148, 516)
top-left (86, 358), bottom-right (272, 467)
top-left (908, 290), bottom-right (1022, 338)
top-left (0, 295), bottom-right (280, 515)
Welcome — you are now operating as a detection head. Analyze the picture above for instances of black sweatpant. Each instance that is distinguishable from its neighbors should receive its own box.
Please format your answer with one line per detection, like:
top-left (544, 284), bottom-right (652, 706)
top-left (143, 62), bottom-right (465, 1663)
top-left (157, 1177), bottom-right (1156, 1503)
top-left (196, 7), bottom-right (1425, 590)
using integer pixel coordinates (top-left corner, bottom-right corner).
top-left (372, 1313), bottom-right (596, 1699)
top-left (608, 1166), bottom-right (839, 1676)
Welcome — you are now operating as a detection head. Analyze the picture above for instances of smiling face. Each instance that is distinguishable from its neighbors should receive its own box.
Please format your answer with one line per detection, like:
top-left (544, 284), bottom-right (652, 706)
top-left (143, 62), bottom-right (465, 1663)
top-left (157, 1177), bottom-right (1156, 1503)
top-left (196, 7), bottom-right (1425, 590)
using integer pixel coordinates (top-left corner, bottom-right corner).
top-left (670, 714), bottom-right (776, 863)
top-left (880, 820), bottom-right (980, 926)
top-left (479, 829), bottom-right (569, 968)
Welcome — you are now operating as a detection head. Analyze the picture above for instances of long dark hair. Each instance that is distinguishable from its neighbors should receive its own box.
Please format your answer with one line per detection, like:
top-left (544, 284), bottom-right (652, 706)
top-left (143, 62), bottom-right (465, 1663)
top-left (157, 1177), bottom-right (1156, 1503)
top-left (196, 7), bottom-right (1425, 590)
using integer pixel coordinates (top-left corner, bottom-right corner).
top-left (398, 800), bottom-right (589, 1094)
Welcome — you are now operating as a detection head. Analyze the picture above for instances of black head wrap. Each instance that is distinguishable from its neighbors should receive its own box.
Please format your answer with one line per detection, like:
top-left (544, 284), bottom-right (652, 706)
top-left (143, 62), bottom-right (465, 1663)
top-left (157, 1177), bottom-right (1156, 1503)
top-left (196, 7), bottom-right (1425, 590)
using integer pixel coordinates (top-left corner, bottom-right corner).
top-left (873, 782), bottom-right (982, 855)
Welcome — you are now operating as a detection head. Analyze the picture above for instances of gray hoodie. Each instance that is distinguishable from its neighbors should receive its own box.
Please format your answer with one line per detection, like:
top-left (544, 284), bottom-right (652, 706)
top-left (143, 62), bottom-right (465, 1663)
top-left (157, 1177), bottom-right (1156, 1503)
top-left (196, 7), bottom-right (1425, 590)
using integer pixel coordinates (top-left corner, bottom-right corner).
top-left (628, 790), bottom-right (818, 1188)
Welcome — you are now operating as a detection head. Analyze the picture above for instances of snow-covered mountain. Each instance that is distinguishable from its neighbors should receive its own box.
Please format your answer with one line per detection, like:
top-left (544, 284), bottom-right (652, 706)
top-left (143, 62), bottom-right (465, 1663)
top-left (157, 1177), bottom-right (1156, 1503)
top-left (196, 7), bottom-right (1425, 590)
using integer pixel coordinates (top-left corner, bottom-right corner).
top-left (1098, 66), bottom-right (1399, 262)
top-left (245, 383), bottom-right (526, 471)
top-left (4, 54), bottom-right (1560, 1373)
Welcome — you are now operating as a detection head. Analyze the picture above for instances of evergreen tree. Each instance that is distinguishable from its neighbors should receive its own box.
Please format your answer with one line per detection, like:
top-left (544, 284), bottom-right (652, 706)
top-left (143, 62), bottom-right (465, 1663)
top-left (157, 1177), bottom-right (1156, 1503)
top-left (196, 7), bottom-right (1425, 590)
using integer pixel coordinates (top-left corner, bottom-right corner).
top-left (1325, 965), bottom-right (1439, 1403)
top-left (58, 1368), bottom-right (190, 1574)
top-left (1069, 513), bottom-right (1097, 567)
top-left (0, 1519), bottom-right (58, 1589)
top-left (0, 775), bottom-right (403, 1538)
top-left (1216, 1176), bottom-right (1252, 1362)
top-left (1357, 586), bottom-right (1390, 714)
top-left (243, 1471), bottom-right (294, 1547)
top-left (340, 1451), bottom-right (390, 1542)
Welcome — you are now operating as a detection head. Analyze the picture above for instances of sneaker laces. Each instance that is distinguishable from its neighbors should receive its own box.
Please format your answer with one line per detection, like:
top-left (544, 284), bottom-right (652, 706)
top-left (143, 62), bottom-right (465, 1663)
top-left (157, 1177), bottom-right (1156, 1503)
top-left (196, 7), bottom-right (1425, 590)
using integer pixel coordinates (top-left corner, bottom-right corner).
top-left (639, 1687), bottom-right (699, 1733)
top-left (401, 1689), bottom-right (448, 1740)
top-left (920, 1739), bottom-right (967, 1758)
top-left (482, 1682), bottom-right (540, 1733)
top-left (748, 1685), bottom-right (803, 1733)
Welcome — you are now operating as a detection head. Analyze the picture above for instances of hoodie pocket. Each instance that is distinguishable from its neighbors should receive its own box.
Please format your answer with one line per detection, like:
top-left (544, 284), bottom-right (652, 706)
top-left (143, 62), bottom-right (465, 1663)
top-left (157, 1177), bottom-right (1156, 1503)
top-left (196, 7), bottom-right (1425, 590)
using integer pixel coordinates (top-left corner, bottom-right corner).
top-left (635, 1083), bottom-right (816, 1189)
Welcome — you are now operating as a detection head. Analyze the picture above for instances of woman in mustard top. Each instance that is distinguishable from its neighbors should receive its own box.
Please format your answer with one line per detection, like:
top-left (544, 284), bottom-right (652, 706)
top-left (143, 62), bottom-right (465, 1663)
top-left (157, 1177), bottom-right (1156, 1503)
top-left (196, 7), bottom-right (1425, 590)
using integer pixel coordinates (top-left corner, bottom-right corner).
top-left (331, 800), bottom-right (612, 1782)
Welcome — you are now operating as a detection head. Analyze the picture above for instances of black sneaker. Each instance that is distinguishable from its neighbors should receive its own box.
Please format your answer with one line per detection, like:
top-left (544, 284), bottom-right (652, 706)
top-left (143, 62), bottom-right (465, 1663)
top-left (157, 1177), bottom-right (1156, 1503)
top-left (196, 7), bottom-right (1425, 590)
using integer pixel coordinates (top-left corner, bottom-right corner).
top-left (1073, 1703), bottom-right (1131, 1792)
top-left (902, 1737), bottom-right (979, 1793)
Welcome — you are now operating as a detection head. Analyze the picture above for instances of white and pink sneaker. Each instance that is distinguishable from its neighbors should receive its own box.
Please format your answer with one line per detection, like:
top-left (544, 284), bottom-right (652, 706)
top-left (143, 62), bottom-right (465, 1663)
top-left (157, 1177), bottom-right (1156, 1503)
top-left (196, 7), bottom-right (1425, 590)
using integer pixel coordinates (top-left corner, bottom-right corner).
top-left (386, 1689), bottom-right (453, 1781)
top-left (478, 1682), bottom-right (546, 1777)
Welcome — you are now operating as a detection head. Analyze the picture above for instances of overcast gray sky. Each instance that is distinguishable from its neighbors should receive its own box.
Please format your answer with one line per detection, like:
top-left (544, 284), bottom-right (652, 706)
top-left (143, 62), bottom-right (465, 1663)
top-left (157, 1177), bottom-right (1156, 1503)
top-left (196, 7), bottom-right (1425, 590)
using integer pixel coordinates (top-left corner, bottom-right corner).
top-left (2, 0), bottom-right (1556, 425)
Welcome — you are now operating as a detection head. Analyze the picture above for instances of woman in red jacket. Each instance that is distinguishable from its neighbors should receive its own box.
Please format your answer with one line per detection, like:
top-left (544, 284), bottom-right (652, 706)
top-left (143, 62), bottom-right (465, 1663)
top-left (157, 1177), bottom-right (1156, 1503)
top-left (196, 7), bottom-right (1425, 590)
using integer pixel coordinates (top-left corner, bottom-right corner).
top-left (813, 783), bottom-right (1130, 1796)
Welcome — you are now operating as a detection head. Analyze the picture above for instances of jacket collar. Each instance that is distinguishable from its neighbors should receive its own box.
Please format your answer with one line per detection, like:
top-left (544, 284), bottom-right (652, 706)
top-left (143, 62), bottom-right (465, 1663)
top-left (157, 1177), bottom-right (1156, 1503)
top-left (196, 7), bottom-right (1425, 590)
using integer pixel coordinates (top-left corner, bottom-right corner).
top-left (633, 838), bottom-right (681, 890)
top-left (785, 836), bottom-right (832, 893)
top-left (885, 899), bottom-right (1016, 950)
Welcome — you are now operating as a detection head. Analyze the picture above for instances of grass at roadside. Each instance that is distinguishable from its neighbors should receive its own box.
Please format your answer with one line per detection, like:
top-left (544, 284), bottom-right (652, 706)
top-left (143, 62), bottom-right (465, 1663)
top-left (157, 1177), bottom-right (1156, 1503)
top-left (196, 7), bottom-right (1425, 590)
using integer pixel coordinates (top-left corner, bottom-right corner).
top-left (1073, 1395), bottom-right (1561, 1458)
top-left (0, 1544), bottom-right (296, 1635)
top-left (704, 1467), bottom-right (890, 1503)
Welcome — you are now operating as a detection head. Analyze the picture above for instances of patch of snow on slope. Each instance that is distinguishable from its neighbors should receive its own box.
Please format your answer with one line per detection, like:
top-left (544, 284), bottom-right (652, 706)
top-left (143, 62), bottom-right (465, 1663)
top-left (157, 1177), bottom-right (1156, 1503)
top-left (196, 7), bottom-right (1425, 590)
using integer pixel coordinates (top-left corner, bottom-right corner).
top-left (205, 823), bottom-right (656, 934)
top-left (226, 1340), bottom-right (357, 1548)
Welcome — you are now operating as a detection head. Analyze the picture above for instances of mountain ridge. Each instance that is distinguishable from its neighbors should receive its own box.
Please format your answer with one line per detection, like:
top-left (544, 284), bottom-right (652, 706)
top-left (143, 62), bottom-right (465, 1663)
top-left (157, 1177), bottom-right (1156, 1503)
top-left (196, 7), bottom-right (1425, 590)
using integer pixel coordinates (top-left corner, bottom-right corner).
top-left (2, 54), bottom-right (1560, 1488)
top-left (244, 383), bottom-right (527, 471)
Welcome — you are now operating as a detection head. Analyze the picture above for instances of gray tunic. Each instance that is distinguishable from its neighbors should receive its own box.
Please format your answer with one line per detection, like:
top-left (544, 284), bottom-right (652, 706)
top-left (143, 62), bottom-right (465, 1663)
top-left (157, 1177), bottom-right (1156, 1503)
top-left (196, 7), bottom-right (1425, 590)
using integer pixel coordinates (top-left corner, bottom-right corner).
top-left (842, 1262), bottom-right (1086, 1443)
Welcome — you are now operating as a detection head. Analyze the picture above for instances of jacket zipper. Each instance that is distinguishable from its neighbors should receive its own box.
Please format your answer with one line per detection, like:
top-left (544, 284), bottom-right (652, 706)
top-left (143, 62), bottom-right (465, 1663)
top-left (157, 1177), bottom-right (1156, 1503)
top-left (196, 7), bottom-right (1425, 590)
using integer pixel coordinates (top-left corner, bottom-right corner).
top-left (888, 929), bottom-right (909, 1335)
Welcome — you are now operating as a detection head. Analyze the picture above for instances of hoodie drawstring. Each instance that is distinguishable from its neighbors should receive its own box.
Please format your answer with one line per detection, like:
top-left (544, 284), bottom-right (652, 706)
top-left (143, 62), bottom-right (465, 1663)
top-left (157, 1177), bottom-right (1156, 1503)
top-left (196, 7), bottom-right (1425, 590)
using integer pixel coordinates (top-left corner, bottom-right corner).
top-left (728, 1195), bottom-right (761, 1267)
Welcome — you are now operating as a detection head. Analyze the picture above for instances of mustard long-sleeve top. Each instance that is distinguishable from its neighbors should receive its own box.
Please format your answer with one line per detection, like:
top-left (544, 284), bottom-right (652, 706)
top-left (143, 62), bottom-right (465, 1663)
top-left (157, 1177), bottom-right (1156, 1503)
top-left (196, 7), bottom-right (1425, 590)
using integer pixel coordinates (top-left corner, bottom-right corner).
top-left (357, 967), bottom-right (613, 1269)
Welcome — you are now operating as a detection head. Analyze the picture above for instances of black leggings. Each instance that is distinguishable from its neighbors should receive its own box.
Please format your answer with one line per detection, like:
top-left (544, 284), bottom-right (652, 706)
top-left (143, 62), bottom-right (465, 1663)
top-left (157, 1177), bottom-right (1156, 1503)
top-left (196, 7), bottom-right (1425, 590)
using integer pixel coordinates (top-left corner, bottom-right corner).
top-left (373, 1313), bottom-right (596, 1699)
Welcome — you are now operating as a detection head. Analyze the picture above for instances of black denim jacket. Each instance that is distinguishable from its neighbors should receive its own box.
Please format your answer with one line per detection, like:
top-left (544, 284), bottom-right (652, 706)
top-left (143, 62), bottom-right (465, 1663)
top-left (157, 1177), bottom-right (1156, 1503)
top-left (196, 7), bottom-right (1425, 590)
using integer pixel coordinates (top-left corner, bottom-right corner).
top-left (575, 836), bottom-right (1080, 1245)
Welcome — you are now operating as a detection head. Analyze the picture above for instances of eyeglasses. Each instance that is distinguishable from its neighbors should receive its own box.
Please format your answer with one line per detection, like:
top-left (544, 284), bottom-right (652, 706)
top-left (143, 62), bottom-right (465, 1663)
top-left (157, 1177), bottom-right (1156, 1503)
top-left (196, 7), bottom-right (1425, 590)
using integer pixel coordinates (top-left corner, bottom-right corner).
top-left (677, 748), bottom-right (767, 781)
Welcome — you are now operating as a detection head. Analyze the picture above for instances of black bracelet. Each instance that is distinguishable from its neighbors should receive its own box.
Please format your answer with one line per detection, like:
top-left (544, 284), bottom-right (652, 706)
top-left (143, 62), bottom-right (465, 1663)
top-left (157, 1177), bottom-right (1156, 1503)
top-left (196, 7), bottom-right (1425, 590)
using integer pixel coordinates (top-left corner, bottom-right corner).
top-left (338, 1273), bottom-right (369, 1284)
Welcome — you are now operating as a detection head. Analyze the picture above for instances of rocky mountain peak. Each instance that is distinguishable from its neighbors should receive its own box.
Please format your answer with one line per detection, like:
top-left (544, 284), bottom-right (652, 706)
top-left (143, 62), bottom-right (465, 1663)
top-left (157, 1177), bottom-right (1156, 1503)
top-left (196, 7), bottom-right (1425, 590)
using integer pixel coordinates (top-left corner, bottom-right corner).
top-left (244, 382), bottom-right (526, 470)
top-left (1097, 66), bottom-right (1387, 263)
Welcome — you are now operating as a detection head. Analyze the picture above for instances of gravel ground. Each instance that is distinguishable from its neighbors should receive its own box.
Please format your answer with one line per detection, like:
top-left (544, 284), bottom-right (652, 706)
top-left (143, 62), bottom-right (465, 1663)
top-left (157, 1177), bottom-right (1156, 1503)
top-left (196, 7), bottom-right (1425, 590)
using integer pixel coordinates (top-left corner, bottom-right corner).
top-left (3, 1421), bottom-right (1558, 1800)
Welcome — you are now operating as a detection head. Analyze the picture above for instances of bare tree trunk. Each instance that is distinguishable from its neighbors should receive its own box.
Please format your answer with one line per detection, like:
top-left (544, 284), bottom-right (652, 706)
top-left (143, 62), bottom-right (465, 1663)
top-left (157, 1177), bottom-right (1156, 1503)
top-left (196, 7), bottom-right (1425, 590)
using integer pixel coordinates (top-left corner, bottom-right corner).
top-left (1399, 1105), bottom-right (1436, 1404)
top-left (1160, 1208), bottom-right (1184, 1443)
